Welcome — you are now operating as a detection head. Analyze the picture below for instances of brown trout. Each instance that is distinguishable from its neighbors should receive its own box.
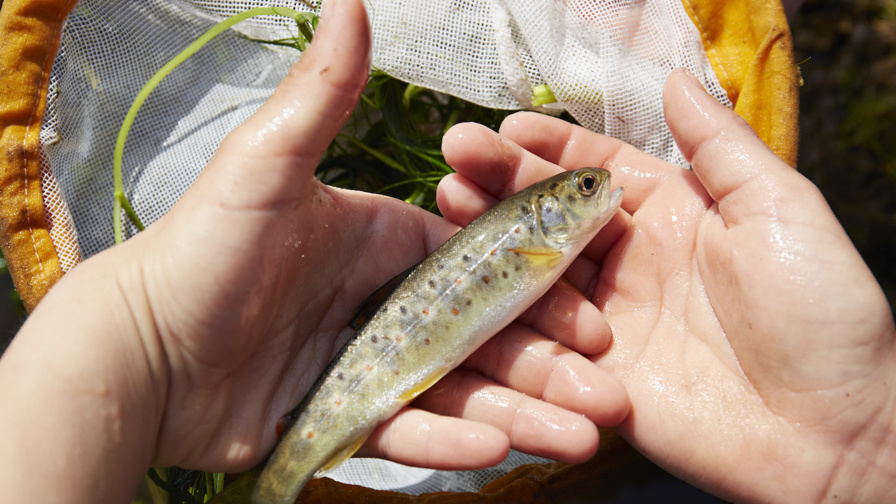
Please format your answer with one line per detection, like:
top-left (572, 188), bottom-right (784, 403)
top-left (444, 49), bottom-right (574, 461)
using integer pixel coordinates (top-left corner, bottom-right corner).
top-left (246, 167), bottom-right (622, 504)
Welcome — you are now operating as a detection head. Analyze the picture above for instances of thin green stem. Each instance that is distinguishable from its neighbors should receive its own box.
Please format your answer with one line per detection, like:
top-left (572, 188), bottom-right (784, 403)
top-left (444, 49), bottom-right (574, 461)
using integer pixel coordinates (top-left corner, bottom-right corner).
top-left (531, 84), bottom-right (557, 106)
top-left (116, 190), bottom-right (144, 232)
top-left (402, 83), bottom-right (425, 107)
top-left (337, 133), bottom-right (410, 174)
top-left (113, 6), bottom-right (313, 244)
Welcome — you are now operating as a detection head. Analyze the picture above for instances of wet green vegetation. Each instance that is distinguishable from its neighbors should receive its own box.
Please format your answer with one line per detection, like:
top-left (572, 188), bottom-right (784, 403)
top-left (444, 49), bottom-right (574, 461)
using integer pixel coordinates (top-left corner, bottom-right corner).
top-left (315, 71), bottom-right (511, 212)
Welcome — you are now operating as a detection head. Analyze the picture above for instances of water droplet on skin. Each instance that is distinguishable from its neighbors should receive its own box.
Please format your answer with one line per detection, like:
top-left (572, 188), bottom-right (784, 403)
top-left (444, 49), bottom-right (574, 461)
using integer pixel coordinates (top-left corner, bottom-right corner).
top-left (282, 105), bottom-right (298, 119)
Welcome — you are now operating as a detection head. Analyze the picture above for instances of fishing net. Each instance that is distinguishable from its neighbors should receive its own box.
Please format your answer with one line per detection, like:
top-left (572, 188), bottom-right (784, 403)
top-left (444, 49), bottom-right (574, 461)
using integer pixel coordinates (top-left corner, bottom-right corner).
top-left (0, 0), bottom-right (800, 500)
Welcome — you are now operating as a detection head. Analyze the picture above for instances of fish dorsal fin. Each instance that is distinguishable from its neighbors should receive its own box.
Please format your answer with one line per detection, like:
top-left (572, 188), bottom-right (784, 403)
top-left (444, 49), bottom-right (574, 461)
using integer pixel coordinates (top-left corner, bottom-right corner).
top-left (348, 264), bottom-right (417, 330)
top-left (507, 247), bottom-right (564, 269)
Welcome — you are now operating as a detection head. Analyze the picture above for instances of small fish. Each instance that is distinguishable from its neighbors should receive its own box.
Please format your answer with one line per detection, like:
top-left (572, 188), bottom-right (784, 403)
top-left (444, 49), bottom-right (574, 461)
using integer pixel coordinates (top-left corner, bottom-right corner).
top-left (222, 167), bottom-right (622, 504)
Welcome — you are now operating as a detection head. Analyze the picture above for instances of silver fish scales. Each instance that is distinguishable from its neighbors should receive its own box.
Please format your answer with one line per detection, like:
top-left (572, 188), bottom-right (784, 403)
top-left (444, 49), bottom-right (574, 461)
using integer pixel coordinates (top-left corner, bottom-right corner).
top-left (250, 167), bottom-right (623, 504)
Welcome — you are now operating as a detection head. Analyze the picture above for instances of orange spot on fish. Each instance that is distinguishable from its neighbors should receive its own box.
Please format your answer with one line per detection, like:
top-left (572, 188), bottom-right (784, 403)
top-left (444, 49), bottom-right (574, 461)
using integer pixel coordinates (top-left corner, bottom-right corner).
top-left (490, 249), bottom-right (497, 255)
top-left (482, 275), bottom-right (490, 284)
top-left (452, 308), bottom-right (459, 315)
top-left (335, 398), bottom-right (342, 406)
top-left (307, 431), bottom-right (315, 439)
top-left (422, 308), bottom-right (430, 315)
top-left (275, 414), bottom-right (292, 439)
top-left (455, 278), bottom-right (463, 285)
top-left (396, 334), bottom-right (404, 342)
top-left (424, 338), bottom-right (431, 345)
top-left (366, 364), bottom-right (374, 372)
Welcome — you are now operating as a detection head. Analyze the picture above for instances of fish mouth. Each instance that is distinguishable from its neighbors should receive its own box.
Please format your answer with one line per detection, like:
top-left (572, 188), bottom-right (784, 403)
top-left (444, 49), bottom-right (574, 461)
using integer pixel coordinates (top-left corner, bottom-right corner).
top-left (607, 186), bottom-right (624, 213)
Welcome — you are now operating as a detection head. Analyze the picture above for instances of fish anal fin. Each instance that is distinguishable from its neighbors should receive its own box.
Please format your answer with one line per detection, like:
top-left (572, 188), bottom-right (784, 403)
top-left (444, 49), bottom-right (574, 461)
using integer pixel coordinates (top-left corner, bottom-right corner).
top-left (314, 367), bottom-right (453, 479)
top-left (398, 367), bottom-right (452, 403)
top-left (315, 434), bottom-right (370, 477)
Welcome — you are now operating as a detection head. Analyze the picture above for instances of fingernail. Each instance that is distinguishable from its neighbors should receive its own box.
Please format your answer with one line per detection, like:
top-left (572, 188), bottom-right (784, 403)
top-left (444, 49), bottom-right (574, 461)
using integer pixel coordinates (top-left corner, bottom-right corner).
top-left (672, 67), bottom-right (722, 119)
top-left (679, 68), bottom-right (708, 94)
top-left (318, 0), bottom-right (339, 27)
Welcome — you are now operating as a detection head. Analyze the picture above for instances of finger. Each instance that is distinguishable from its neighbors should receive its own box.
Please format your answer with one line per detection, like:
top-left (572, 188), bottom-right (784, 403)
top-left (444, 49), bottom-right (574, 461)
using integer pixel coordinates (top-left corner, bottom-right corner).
top-left (497, 112), bottom-right (676, 213)
top-left (435, 172), bottom-right (497, 227)
top-left (663, 68), bottom-right (821, 223)
top-left (563, 255), bottom-right (601, 297)
top-left (414, 369), bottom-right (602, 463)
top-left (441, 122), bottom-right (564, 199)
top-left (358, 407), bottom-right (510, 470)
top-left (581, 209), bottom-right (631, 261)
top-left (461, 324), bottom-right (630, 427)
top-left (209, 0), bottom-right (371, 205)
top-left (439, 124), bottom-right (631, 263)
top-left (517, 280), bottom-right (612, 355)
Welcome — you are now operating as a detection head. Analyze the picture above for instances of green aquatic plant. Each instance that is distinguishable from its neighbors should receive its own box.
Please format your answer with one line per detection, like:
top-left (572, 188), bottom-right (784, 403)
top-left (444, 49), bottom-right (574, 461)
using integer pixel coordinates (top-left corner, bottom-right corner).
top-left (317, 71), bottom-right (510, 212)
top-left (112, 5), bottom-right (318, 244)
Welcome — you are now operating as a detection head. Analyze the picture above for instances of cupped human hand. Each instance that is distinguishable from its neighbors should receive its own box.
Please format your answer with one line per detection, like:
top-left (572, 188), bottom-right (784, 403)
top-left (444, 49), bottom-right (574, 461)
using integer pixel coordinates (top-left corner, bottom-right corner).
top-left (437, 69), bottom-right (896, 503)
top-left (102, 0), bottom-right (628, 473)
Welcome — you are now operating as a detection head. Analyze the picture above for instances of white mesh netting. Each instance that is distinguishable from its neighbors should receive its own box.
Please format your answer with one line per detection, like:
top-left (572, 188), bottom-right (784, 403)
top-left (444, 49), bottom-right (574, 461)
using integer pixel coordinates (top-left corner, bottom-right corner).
top-left (38, 0), bottom-right (731, 493)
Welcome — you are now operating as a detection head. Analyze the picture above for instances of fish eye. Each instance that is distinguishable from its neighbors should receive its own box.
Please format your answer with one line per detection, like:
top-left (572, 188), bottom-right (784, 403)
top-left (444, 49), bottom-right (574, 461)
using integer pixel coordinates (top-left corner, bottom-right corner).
top-left (575, 171), bottom-right (598, 195)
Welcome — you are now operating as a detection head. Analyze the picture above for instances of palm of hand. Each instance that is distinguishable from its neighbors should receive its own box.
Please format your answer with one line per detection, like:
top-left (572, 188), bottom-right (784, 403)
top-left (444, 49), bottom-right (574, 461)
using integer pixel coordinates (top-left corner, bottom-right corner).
top-left (138, 174), bottom-right (449, 470)
top-left (595, 154), bottom-right (892, 500)
top-left (118, 0), bottom-right (626, 474)
top-left (439, 69), bottom-right (895, 502)
top-left (106, 1), bottom-right (446, 469)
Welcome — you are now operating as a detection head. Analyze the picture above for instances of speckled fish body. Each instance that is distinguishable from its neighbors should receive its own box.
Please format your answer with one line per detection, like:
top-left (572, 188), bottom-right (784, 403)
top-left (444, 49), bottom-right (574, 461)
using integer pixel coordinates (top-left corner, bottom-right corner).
top-left (252, 168), bottom-right (623, 504)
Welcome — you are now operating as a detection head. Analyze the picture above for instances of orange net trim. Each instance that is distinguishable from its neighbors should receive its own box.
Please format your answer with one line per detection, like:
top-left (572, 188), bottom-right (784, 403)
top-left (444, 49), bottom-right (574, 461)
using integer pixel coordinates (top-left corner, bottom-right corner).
top-left (682, 0), bottom-right (800, 167)
top-left (0, 0), bottom-right (78, 311)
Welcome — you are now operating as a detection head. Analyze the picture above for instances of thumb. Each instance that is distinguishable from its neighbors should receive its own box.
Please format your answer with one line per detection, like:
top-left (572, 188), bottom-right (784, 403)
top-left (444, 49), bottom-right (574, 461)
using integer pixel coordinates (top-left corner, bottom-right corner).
top-left (204, 0), bottom-right (370, 206)
top-left (663, 68), bottom-right (809, 223)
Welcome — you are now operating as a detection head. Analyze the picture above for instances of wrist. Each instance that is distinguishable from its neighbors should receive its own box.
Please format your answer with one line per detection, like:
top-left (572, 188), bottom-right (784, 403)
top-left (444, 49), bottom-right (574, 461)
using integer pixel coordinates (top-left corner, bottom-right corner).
top-left (822, 352), bottom-right (896, 503)
top-left (0, 245), bottom-right (168, 502)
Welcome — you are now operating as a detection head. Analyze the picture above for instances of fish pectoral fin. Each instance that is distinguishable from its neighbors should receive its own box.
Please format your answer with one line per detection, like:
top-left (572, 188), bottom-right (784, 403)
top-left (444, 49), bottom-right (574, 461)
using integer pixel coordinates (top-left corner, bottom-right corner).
top-left (507, 247), bottom-right (563, 268)
top-left (348, 264), bottom-right (418, 330)
top-left (315, 434), bottom-right (370, 477)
